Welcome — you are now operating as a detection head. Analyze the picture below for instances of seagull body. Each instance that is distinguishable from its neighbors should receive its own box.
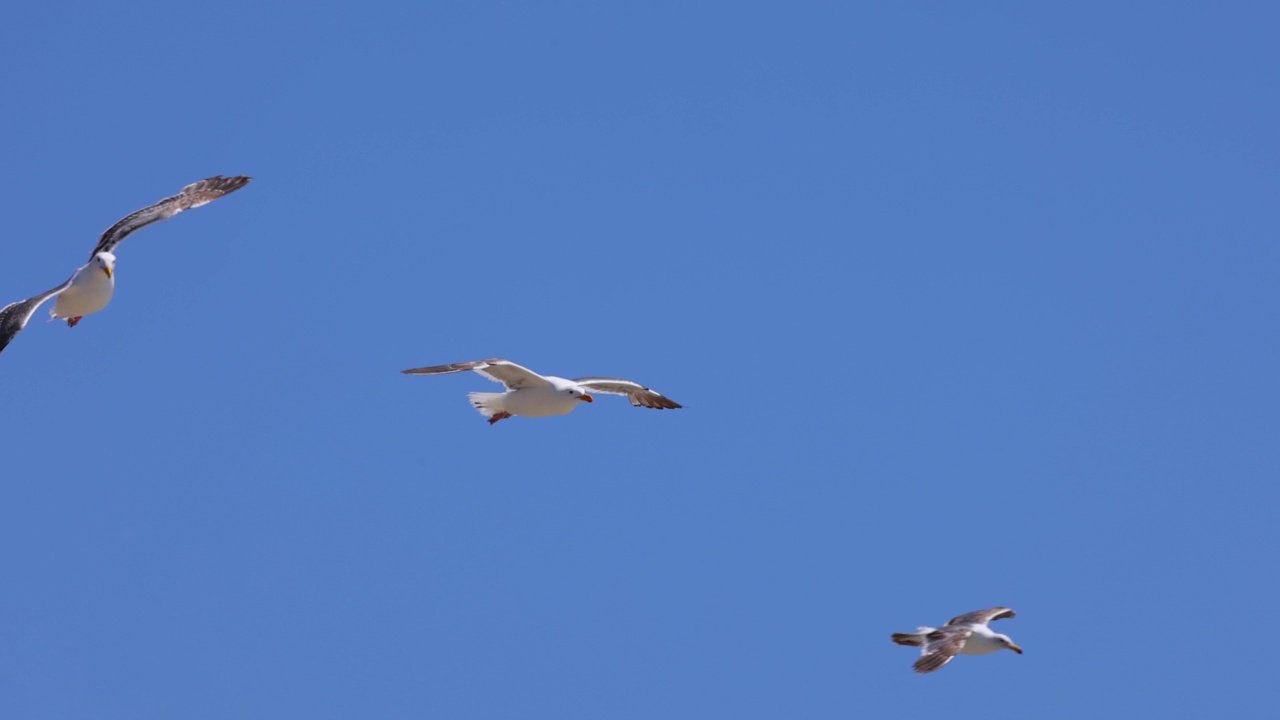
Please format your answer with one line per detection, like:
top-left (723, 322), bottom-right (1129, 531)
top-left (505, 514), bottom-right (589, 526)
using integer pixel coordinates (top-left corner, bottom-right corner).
top-left (474, 378), bottom-right (588, 419)
top-left (891, 607), bottom-right (1022, 674)
top-left (401, 358), bottom-right (682, 424)
top-left (51, 252), bottom-right (117, 327)
top-left (0, 175), bottom-right (251, 355)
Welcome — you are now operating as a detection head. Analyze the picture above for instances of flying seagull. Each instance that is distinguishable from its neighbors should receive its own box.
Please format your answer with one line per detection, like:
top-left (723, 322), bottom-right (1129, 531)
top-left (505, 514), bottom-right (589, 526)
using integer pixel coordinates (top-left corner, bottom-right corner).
top-left (891, 607), bottom-right (1023, 674)
top-left (0, 175), bottom-right (251, 355)
top-left (401, 358), bottom-right (683, 424)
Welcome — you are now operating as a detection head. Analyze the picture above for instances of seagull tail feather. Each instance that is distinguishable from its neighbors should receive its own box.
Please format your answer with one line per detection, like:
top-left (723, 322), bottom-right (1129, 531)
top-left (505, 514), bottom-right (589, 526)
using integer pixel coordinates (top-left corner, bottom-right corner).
top-left (468, 392), bottom-right (504, 418)
top-left (891, 632), bottom-right (925, 647)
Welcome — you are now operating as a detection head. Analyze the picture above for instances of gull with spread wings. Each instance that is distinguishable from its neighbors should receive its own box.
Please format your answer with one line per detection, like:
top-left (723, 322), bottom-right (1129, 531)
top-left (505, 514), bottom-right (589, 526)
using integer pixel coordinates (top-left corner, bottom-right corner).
top-left (401, 358), bottom-right (682, 424)
top-left (0, 175), bottom-right (251, 355)
top-left (891, 607), bottom-right (1023, 674)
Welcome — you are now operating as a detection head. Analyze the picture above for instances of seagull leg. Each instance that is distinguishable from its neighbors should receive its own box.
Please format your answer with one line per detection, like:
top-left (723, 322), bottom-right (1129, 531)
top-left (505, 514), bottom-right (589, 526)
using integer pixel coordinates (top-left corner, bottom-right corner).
top-left (66, 316), bottom-right (83, 328)
top-left (488, 411), bottom-right (512, 425)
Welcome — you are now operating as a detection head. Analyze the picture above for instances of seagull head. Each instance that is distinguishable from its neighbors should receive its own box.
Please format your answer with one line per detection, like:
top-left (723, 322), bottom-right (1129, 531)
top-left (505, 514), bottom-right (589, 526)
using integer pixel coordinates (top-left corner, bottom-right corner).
top-left (94, 252), bottom-right (117, 279)
top-left (552, 378), bottom-right (593, 404)
top-left (998, 634), bottom-right (1023, 654)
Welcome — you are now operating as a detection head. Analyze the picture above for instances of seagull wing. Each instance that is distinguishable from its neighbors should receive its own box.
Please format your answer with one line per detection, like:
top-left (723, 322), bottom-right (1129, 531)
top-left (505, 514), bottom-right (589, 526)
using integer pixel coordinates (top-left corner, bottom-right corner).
top-left (401, 358), bottom-right (552, 390)
top-left (913, 627), bottom-right (973, 674)
top-left (946, 607), bottom-right (1015, 627)
top-left (89, 175), bottom-right (252, 259)
top-left (573, 377), bottom-right (683, 409)
top-left (0, 279), bottom-right (73, 355)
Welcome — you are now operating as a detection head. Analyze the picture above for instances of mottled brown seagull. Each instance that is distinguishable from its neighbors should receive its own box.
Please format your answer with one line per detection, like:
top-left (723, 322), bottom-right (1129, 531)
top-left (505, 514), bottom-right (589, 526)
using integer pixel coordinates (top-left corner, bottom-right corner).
top-left (891, 607), bottom-right (1023, 674)
top-left (401, 358), bottom-right (682, 424)
top-left (0, 175), bottom-right (251, 355)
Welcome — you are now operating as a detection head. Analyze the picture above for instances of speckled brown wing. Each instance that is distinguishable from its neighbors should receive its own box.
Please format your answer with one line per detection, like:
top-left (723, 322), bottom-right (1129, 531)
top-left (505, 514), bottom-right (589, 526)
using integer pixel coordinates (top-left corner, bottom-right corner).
top-left (0, 279), bottom-right (72, 355)
top-left (946, 607), bottom-right (1015, 627)
top-left (913, 627), bottom-right (973, 674)
top-left (89, 175), bottom-right (251, 259)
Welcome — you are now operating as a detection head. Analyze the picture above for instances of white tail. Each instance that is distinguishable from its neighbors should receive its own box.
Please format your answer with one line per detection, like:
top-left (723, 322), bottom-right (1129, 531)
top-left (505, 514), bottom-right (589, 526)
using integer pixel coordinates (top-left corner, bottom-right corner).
top-left (468, 392), bottom-right (504, 417)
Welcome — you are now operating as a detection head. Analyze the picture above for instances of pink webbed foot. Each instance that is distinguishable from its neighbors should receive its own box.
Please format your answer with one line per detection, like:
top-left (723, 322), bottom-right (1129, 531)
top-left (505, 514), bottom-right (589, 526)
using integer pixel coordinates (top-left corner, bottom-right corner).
top-left (66, 316), bottom-right (83, 328)
top-left (487, 411), bottom-right (513, 425)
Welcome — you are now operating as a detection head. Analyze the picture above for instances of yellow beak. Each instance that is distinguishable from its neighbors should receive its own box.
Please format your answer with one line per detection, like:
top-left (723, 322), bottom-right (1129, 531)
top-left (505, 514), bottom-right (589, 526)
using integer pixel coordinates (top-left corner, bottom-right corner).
top-left (581, 394), bottom-right (594, 403)
top-left (103, 266), bottom-right (113, 279)
top-left (1009, 644), bottom-right (1023, 654)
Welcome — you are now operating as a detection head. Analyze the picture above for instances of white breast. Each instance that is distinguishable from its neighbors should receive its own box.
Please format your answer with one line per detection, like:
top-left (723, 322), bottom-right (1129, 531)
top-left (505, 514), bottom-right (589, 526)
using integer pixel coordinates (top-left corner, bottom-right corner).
top-left (958, 627), bottom-right (1004, 656)
top-left (504, 386), bottom-right (582, 417)
top-left (51, 264), bottom-right (115, 320)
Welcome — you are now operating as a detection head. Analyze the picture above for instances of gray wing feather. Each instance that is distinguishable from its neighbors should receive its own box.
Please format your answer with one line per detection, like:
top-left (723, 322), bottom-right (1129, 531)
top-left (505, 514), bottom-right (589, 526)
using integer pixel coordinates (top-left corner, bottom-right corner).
top-left (0, 279), bottom-right (73, 355)
top-left (913, 627), bottom-right (972, 674)
top-left (573, 377), bottom-right (683, 410)
top-left (946, 607), bottom-right (1015, 627)
top-left (401, 358), bottom-right (551, 390)
top-left (89, 175), bottom-right (252, 259)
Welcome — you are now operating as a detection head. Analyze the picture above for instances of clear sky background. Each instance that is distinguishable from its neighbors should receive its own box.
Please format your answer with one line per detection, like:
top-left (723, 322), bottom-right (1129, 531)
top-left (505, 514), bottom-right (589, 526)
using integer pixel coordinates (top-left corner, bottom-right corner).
top-left (1, 2), bottom-right (1277, 718)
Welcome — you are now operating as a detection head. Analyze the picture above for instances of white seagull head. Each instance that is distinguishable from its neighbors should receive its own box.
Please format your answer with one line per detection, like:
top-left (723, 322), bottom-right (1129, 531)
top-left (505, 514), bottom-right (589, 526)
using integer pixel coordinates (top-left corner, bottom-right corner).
top-left (94, 251), bottom-right (117, 278)
top-left (996, 634), bottom-right (1023, 654)
top-left (549, 377), bottom-right (594, 403)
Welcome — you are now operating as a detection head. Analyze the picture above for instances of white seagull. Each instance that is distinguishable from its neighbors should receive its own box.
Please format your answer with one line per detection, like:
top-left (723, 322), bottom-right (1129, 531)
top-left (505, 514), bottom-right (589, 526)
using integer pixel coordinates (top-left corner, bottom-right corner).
top-left (891, 607), bottom-right (1023, 674)
top-left (401, 358), bottom-right (683, 424)
top-left (0, 175), bottom-right (251, 355)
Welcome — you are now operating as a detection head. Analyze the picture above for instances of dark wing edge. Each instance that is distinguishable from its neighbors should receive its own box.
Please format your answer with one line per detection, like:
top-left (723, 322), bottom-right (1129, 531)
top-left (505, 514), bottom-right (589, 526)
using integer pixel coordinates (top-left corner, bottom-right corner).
top-left (890, 632), bottom-right (924, 647)
top-left (401, 359), bottom-right (549, 391)
top-left (573, 377), bottom-right (683, 410)
top-left (0, 281), bottom-right (72, 355)
top-left (401, 359), bottom-right (500, 376)
top-left (913, 628), bottom-right (972, 674)
top-left (947, 607), bottom-right (1016, 627)
top-left (89, 175), bottom-right (252, 259)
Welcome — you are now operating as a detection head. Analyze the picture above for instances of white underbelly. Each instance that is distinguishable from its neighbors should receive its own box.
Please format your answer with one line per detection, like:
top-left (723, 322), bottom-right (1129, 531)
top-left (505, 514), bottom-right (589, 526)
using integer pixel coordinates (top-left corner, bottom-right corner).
top-left (505, 388), bottom-right (579, 417)
top-left (959, 633), bottom-right (1003, 656)
top-left (52, 268), bottom-right (114, 319)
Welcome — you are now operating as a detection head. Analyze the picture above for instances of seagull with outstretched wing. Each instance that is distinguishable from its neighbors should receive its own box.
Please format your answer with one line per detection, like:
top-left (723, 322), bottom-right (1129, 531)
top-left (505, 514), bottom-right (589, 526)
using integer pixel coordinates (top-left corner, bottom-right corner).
top-left (891, 607), bottom-right (1023, 674)
top-left (401, 358), bottom-right (682, 424)
top-left (0, 175), bottom-right (251, 356)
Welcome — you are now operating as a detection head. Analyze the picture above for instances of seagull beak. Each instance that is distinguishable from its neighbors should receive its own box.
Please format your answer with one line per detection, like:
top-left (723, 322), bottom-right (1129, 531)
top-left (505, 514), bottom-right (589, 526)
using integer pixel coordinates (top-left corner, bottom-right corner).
top-left (581, 394), bottom-right (594, 403)
top-left (103, 266), bottom-right (113, 279)
top-left (1009, 644), bottom-right (1023, 654)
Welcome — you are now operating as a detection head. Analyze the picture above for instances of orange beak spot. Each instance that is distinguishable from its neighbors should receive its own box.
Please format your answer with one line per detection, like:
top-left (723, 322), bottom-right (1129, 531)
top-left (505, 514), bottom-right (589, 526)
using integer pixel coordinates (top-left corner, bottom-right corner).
top-left (581, 394), bottom-right (593, 403)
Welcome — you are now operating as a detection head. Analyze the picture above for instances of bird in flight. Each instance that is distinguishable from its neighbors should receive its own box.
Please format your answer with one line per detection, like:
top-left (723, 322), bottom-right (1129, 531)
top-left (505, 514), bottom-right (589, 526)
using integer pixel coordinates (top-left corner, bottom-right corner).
top-left (0, 175), bottom-right (251, 355)
top-left (401, 358), bottom-right (682, 424)
top-left (891, 607), bottom-right (1023, 674)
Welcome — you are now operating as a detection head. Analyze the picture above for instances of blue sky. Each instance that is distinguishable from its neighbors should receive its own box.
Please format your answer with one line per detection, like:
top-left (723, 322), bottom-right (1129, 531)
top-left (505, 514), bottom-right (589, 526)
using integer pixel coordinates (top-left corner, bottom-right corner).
top-left (1, 2), bottom-right (1277, 717)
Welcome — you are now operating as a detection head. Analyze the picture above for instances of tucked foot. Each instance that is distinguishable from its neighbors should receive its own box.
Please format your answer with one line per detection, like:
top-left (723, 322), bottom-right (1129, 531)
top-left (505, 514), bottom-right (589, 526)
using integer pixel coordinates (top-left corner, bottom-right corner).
top-left (487, 411), bottom-right (513, 425)
top-left (66, 316), bottom-right (83, 328)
